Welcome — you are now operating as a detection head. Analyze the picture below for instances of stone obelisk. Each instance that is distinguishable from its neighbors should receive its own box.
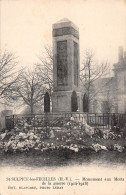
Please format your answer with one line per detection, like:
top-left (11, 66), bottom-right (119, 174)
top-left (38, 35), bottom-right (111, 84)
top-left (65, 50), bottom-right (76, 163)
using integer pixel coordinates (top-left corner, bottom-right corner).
top-left (52, 18), bottom-right (82, 112)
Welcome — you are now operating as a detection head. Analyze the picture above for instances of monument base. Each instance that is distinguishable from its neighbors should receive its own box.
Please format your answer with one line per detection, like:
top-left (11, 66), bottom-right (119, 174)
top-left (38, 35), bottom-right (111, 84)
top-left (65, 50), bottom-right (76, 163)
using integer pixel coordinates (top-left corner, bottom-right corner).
top-left (52, 91), bottom-right (83, 112)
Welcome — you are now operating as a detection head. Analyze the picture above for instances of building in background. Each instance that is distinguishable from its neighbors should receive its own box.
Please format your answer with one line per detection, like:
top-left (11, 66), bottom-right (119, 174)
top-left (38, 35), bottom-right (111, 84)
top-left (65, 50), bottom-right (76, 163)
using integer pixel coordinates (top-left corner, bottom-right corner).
top-left (91, 46), bottom-right (126, 113)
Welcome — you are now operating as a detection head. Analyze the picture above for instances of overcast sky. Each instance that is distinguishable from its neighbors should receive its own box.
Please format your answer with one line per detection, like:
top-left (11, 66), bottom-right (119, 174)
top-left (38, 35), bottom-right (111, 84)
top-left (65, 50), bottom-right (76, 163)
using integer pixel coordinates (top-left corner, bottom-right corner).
top-left (1, 0), bottom-right (126, 71)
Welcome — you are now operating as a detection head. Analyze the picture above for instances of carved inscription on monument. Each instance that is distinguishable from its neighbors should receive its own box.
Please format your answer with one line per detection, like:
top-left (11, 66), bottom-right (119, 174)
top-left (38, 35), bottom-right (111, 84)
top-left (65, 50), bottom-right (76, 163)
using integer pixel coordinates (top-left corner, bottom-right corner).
top-left (74, 41), bottom-right (78, 86)
top-left (57, 40), bottom-right (68, 85)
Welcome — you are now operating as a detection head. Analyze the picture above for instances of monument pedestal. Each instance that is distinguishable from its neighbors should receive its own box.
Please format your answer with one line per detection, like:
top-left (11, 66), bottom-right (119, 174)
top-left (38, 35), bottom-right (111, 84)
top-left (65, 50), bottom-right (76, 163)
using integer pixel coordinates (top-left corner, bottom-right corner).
top-left (52, 91), bottom-right (83, 112)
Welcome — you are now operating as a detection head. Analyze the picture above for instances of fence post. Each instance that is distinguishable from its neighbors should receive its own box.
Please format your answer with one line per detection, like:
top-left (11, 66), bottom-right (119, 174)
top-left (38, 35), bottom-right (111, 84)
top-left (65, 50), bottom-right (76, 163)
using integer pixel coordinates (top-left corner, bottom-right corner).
top-left (5, 116), bottom-right (7, 129)
top-left (103, 113), bottom-right (104, 130)
top-left (110, 114), bottom-right (112, 128)
top-left (34, 114), bottom-right (35, 131)
top-left (12, 115), bottom-right (15, 129)
top-left (87, 113), bottom-right (88, 124)
top-left (108, 113), bottom-right (109, 128)
top-left (95, 113), bottom-right (96, 128)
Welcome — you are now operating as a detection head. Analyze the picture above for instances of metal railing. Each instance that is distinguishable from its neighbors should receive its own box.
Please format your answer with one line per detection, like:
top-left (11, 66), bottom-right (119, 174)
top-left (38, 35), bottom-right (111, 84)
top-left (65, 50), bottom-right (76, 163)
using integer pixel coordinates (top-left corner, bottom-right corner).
top-left (5, 112), bottom-right (126, 130)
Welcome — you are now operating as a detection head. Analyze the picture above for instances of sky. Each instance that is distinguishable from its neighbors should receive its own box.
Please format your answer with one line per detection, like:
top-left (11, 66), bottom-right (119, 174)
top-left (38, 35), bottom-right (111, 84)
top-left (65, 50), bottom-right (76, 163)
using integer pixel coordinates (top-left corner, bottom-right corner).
top-left (1, 0), bottom-right (126, 72)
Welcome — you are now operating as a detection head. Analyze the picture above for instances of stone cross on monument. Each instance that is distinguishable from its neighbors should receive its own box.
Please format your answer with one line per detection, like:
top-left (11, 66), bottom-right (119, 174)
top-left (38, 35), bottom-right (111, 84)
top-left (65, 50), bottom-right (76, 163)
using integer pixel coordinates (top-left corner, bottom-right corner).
top-left (52, 18), bottom-right (82, 112)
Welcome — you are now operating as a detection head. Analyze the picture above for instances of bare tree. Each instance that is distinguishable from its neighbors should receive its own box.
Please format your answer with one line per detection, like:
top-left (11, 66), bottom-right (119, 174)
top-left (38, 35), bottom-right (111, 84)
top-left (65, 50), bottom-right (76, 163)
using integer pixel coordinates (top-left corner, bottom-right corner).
top-left (6, 69), bottom-right (46, 114)
top-left (80, 49), bottom-right (109, 112)
top-left (36, 45), bottom-right (53, 96)
top-left (2, 46), bottom-right (53, 113)
top-left (0, 50), bottom-right (20, 104)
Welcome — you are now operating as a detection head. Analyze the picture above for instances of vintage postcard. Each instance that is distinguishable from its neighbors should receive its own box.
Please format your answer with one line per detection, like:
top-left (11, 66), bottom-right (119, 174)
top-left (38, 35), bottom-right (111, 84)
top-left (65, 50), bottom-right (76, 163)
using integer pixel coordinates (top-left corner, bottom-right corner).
top-left (0, 0), bottom-right (126, 195)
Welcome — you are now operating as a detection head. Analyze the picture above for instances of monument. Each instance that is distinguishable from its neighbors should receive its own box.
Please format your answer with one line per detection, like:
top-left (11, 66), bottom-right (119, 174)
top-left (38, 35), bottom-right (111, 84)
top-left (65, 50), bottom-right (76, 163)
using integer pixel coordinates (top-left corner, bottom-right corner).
top-left (52, 18), bottom-right (82, 112)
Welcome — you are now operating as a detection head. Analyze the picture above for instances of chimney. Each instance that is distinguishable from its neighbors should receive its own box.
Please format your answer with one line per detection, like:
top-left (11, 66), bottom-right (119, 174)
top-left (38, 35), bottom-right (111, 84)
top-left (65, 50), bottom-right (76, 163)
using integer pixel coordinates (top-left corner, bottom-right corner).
top-left (118, 46), bottom-right (123, 62)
